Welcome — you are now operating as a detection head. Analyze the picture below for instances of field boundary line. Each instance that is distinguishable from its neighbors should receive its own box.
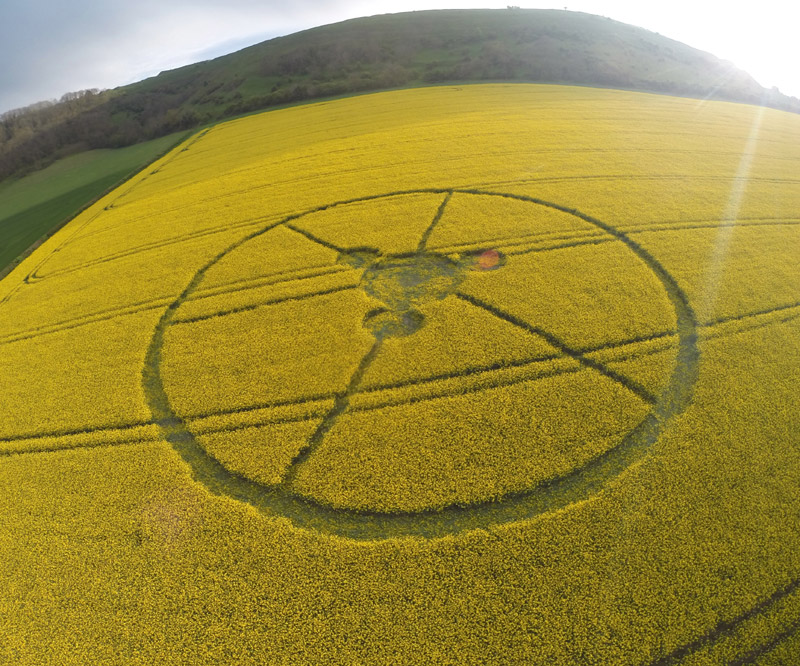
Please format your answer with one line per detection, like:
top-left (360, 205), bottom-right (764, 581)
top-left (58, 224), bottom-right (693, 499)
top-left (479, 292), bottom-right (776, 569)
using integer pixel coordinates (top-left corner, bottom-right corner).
top-left (0, 128), bottom-right (206, 295)
top-left (0, 129), bottom-right (213, 305)
top-left (284, 222), bottom-right (350, 254)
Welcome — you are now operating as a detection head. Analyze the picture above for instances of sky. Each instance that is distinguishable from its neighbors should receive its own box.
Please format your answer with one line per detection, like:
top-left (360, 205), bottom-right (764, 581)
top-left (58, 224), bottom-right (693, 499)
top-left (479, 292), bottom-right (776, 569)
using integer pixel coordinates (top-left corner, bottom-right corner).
top-left (2, 0), bottom-right (799, 114)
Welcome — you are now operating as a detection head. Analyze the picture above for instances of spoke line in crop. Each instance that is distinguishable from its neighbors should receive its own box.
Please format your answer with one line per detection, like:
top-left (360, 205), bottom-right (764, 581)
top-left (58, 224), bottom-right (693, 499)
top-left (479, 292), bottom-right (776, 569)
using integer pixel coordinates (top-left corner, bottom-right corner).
top-left (6, 93), bottom-right (800, 660)
top-left (643, 575), bottom-right (800, 666)
top-left (454, 291), bottom-right (657, 405)
top-left (417, 191), bottom-right (452, 253)
top-left (5, 182), bottom-right (706, 485)
top-left (284, 223), bottom-right (351, 254)
top-left (6, 182), bottom-right (800, 452)
top-left (279, 337), bottom-right (384, 490)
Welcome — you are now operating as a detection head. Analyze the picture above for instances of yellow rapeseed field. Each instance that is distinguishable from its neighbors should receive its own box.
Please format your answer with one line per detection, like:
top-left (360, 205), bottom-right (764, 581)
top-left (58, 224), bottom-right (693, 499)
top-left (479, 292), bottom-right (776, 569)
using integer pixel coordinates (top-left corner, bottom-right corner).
top-left (1, 84), bottom-right (799, 664)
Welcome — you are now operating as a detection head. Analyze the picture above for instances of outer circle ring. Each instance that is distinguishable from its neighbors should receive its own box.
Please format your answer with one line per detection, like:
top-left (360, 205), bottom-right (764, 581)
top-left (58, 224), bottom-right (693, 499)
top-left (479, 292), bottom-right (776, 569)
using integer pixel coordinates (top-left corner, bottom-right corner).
top-left (142, 188), bottom-right (700, 541)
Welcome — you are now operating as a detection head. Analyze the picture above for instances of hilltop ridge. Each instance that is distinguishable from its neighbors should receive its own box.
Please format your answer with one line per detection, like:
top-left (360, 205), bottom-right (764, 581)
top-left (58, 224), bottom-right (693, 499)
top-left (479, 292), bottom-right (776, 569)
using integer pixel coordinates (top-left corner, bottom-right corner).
top-left (1, 8), bottom-right (796, 180)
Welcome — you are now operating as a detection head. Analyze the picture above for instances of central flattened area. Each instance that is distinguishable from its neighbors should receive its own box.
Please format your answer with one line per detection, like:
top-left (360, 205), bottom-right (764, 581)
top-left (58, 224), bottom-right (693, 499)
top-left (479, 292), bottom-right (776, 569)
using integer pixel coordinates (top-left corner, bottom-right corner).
top-left (360, 251), bottom-right (498, 338)
top-left (363, 253), bottom-right (464, 314)
top-left (153, 189), bottom-right (683, 529)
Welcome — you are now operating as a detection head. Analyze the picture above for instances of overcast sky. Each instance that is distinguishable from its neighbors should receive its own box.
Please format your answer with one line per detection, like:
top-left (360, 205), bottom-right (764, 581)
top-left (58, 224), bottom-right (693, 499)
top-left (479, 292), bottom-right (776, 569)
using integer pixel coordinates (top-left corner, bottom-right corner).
top-left (2, 0), bottom-right (799, 114)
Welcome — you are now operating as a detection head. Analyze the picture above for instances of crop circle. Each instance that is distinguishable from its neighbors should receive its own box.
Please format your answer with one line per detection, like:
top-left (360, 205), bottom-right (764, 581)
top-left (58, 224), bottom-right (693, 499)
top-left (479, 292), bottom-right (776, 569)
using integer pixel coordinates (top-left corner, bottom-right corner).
top-left (143, 188), bottom-right (699, 540)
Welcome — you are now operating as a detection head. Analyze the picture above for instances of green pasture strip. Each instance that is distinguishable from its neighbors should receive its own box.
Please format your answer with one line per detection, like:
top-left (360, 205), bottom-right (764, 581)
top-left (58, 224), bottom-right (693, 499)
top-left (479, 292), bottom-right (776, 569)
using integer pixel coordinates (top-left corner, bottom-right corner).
top-left (0, 132), bottom-right (188, 279)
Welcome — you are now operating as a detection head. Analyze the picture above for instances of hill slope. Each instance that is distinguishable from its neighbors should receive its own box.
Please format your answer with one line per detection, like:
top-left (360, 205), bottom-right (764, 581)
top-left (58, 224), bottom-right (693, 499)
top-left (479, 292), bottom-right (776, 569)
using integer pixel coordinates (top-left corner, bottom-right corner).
top-left (1, 8), bottom-right (796, 181)
top-left (130, 8), bottom-right (776, 117)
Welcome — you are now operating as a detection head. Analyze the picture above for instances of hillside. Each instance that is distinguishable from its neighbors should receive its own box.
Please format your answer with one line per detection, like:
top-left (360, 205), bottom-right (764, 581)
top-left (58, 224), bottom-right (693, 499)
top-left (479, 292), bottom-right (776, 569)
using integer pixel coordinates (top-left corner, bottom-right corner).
top-left (1, 8), bottom-right (797, 181)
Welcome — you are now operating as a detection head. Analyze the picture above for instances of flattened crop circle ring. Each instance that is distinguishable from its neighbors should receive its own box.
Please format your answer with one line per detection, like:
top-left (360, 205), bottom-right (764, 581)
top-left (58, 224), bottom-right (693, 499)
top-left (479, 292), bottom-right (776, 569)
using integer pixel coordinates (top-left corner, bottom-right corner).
top-left (143, 189), bottom-right (699, 541)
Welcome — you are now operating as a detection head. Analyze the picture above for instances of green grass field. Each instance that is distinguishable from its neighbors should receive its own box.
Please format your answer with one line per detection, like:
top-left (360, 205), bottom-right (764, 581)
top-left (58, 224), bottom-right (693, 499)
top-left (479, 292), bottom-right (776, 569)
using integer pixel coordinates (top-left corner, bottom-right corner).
top-left (0, 133), bottom-right (187, 277)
